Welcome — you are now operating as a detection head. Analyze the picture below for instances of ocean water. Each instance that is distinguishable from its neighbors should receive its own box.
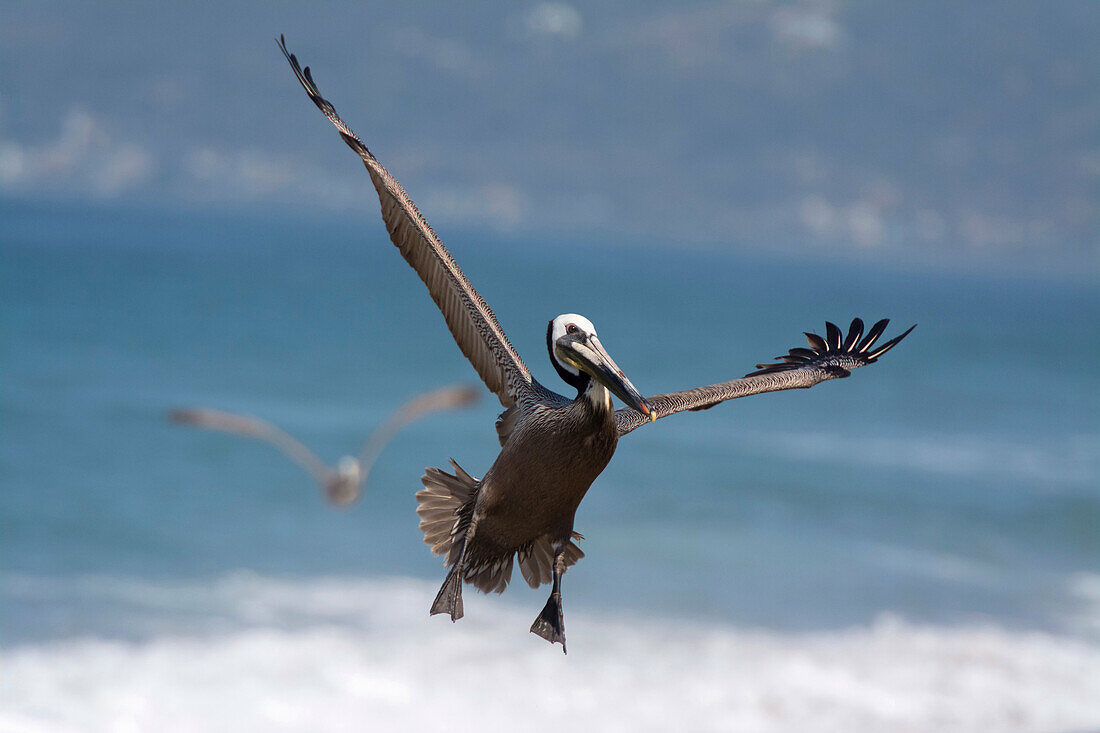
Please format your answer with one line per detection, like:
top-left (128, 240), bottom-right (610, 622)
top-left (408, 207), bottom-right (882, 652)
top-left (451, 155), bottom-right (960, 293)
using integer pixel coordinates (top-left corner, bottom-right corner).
top-left (2, 200), bottom-right (1099, 731)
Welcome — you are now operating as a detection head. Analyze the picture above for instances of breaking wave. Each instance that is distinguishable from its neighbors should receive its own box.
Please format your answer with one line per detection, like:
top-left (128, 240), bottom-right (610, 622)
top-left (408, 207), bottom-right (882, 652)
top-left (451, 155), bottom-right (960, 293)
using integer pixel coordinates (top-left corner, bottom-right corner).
top-left (3, 573), bottom-right (1099, 733)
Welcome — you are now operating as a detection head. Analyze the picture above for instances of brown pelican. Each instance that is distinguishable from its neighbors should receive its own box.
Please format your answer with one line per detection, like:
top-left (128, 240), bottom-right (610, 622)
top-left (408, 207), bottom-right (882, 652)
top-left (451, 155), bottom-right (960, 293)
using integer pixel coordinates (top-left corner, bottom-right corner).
top-left (169, 384), bottom-right (479, 505)
top-left (278, 36), bottom-right (915, 652)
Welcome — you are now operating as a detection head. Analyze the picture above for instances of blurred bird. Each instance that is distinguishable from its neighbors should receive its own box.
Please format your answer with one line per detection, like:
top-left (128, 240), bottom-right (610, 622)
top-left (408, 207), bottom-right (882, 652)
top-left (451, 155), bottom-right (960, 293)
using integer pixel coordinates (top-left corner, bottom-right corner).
top-left (169, 384), bottom-right (479, 506)
top-left (279, 36), bottom-right (914, 652)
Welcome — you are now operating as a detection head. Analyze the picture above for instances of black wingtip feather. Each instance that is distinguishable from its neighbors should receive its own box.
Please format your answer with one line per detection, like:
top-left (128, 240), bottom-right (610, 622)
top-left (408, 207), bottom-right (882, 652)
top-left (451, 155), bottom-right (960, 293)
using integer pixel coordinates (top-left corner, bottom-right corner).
top-left (842, 318), bottom-right (864, 351)
top-left (857, 318), bottom-right (890, 354)
top-left (866, 323), bottom-right (916, 360)
top-left (804, 332), bottom-right (828, 352)
top-left (746, 317), bottom-right (913, 377)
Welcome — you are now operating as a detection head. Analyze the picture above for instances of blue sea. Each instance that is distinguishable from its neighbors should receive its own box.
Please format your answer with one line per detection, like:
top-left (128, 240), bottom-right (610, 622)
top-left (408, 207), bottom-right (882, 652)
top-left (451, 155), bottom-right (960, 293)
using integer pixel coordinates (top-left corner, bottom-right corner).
top-left (2, 200), bottom-right (1098, 731)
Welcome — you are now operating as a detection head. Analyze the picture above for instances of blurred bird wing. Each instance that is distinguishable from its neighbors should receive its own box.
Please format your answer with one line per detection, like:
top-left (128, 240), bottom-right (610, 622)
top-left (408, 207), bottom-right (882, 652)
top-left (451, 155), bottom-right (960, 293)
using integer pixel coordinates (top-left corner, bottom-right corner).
top-left (279, 37), bottom-right (538, 409)
top-left (355, 384), bottom-right (480, 476)
top-left (616, 318), bottom-right (915, 436)
top-left (169, 407), bottom-right (332, 484)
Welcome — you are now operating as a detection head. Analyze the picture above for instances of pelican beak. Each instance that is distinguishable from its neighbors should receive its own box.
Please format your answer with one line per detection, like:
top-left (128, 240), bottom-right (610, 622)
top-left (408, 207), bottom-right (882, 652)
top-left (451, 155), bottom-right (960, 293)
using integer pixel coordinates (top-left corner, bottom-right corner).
top-left (558, 335), bottom-right (652, 417)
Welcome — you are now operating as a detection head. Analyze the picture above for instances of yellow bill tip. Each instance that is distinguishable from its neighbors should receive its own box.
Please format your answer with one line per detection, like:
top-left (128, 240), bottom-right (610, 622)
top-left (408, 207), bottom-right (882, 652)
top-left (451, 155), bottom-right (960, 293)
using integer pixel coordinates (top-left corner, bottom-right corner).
top-left (648, 409), bottom-right (657, 423)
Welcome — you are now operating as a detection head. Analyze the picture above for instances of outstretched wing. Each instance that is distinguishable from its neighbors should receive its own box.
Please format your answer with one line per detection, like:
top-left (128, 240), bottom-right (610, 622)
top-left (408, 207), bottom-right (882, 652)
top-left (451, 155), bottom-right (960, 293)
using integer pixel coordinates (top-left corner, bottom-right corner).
top-left (356, 384), bottom-right (479, 477)
top-left (278, 36), bottom-right (537, 408)
top-left (615, 318), bottom-right (915, 436)
top-left (169, 407), bottom-right (332, 483)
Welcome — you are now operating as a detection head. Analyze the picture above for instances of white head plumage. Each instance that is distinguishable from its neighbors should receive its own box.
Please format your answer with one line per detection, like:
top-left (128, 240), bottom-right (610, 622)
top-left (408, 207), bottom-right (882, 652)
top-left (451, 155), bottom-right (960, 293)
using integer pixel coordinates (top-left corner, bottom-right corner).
top-left (549, 313), bottom-right (597, 376)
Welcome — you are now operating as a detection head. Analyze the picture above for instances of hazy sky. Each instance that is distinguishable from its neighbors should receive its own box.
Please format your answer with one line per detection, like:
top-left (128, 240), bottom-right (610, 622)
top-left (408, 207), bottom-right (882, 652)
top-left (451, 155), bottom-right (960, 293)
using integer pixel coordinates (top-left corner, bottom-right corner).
top-left (1, 1), bottom-right (1097, 273)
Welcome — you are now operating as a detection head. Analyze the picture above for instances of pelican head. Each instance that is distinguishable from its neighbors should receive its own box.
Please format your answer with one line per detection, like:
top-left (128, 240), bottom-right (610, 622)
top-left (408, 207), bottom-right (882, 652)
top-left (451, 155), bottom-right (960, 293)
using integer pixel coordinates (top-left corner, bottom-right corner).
top-left (325, 455), bottom-right (362, 506)
top-left (547, 313), bottom-right (653, 419)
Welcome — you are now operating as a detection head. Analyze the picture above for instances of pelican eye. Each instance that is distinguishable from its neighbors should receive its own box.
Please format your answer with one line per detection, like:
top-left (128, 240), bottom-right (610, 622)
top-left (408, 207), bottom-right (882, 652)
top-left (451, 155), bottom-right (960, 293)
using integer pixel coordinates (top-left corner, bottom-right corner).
top-left (565, 323), bottom-right (579, 335)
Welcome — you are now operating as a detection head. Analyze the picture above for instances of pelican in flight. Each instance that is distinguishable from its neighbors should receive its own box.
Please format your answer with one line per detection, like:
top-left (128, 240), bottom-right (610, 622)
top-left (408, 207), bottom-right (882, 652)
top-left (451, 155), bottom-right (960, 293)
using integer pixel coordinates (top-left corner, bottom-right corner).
top-left (279, 37), bottom-right (914, 652)
top-left (170, 384), bottom-right (479, 505)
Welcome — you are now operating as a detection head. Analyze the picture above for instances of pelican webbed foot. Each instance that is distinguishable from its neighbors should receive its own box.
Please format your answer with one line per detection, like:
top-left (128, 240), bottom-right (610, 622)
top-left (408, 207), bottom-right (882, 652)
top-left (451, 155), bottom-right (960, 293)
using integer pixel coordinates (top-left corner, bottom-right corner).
top-left (530, 591), bottom-right (566, 653)
top-left (530, 550), bottom-right (568, 653)
top-left (430, 563), bottom-right (465, 621)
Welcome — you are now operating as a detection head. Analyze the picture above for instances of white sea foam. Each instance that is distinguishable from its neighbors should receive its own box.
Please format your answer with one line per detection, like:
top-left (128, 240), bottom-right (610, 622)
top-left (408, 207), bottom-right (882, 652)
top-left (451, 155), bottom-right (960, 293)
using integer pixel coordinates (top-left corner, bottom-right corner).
top-left (3, 573), bottom-right (1100, 733)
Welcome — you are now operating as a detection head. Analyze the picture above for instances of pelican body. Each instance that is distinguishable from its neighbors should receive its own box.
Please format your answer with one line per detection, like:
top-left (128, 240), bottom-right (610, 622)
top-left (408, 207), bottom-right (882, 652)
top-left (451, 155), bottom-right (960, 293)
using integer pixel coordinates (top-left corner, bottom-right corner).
top-left (279, 37), bottom-right (915, 652)
top-left (419, 317), bottom-right (649, 648)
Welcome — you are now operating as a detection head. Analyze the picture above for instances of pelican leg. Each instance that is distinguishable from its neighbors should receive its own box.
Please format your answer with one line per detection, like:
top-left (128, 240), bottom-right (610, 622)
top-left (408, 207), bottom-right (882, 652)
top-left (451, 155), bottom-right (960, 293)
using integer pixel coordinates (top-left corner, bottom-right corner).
top-left (430, 534), bottom-right (467, 621)
top-left (530, 550), bottom-right (568, 653)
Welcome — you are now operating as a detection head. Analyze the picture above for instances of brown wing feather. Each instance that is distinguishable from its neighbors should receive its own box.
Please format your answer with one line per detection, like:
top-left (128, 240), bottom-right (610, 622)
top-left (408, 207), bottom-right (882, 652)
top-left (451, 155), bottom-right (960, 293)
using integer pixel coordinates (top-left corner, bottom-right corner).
top-left (279, 36), bottom-right (535, 408)
top-left (616, 318), bottom-right (915, 436)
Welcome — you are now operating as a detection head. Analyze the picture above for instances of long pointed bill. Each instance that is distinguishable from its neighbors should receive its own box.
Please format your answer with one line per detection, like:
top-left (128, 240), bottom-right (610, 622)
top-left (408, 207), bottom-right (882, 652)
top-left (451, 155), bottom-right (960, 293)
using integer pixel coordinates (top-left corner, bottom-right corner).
top-left (559, 336), bottom-right (655, 420)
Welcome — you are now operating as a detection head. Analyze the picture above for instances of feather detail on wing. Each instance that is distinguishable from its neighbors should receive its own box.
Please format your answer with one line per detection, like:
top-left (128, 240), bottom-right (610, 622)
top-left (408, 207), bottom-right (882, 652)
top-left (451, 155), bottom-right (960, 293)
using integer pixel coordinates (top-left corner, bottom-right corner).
top-left (746, 318), bottom-right (915, 376)
top-left (278, 36), bottom-right (535, 408)
top-left (615, 317), bottom-right (915, 436)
